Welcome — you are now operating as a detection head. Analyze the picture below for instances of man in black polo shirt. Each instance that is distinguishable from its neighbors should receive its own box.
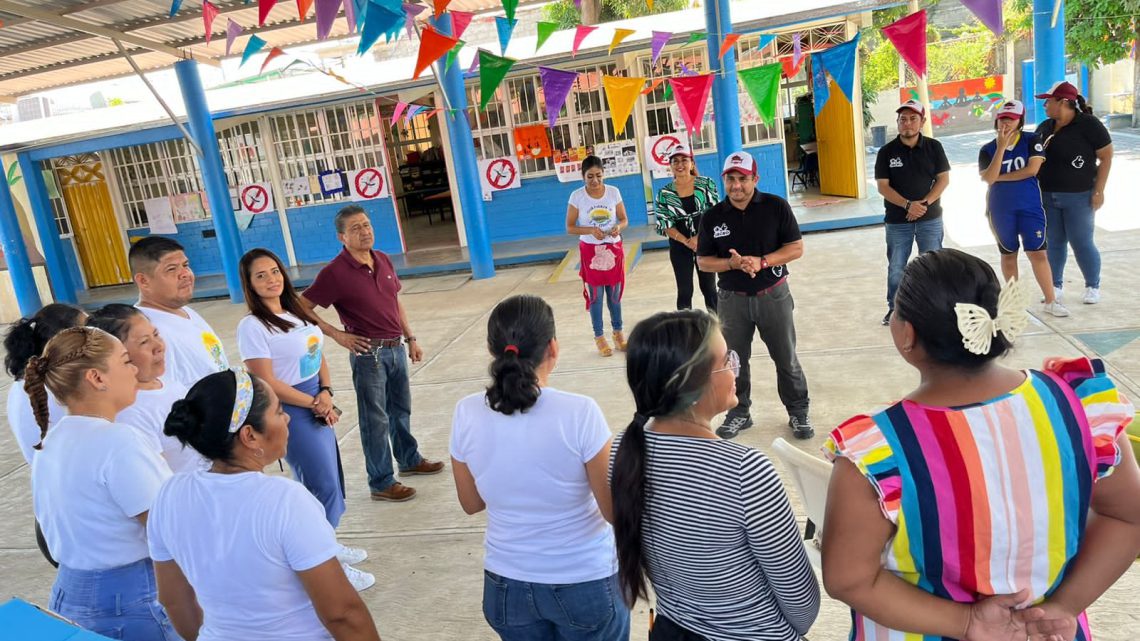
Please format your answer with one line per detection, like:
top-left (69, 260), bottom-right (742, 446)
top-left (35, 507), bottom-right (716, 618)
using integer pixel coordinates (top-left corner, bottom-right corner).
top-left (697, 151), bottom-right (812, 440)
top-left (875, 99), bottom-right (951, 325)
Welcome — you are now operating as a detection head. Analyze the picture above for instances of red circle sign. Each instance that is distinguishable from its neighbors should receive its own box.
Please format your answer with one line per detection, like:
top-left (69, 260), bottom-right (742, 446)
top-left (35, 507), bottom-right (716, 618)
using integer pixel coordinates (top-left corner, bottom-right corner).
top-left (485, 159), bottom-right (517, 190)
top-left (354, 168), bottom-right (385, 199)
top-left (650, 135), bottom-right (683, 166)
top-left (240, 184), bottom-right (270, 213)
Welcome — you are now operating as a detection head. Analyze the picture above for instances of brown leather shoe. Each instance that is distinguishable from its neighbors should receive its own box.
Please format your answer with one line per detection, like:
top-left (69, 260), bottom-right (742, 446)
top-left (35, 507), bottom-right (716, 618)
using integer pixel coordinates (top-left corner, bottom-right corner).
top-left (400, 459), bottom-right (445, 476)
top-left (370, 483), bottom-right (416, 502)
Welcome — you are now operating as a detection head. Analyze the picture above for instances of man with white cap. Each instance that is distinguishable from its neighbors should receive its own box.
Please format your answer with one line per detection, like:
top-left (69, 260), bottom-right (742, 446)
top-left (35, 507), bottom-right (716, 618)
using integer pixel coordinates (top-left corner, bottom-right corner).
top-left (696, 151), bottom-right (812, 440)
top-left (874, 99), bottom-right (951, 326)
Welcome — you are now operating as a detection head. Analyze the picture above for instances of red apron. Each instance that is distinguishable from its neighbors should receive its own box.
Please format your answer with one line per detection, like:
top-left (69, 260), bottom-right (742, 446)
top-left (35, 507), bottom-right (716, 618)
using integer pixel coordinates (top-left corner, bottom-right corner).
top-left (579, 240), bottom-right (625, 309)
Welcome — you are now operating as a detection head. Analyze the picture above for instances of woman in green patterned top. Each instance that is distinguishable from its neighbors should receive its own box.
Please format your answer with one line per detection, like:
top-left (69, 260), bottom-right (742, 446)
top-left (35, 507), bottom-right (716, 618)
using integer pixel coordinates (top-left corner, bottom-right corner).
top-left (654, 144), bottom-right (720, 312)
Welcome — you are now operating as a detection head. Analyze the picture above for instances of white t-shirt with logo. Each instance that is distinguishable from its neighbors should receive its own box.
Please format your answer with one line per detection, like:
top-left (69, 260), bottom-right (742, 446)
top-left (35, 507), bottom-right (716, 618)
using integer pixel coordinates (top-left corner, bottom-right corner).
top-left (116, 378), bottom-right (207, 475)
top-left (137, 305), bottom-right (229, 389)
top-left (236, 313), bottom-right (324, 386)
top-left (450, 387), bottom-right (617, 584)
top-left (569, 185), bottom-right (623, 245)
top-left (6, 384), bottom-right (65, 465)
top-left (32, 415), bottom-right (172, 570)
top-left (148, 471), bottom-right (338, 641)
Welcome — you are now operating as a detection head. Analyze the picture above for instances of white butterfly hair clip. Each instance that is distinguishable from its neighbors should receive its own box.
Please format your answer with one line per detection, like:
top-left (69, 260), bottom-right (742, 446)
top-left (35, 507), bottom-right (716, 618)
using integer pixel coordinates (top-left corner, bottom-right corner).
top-left (953, 278), bottom-right (1030, 356)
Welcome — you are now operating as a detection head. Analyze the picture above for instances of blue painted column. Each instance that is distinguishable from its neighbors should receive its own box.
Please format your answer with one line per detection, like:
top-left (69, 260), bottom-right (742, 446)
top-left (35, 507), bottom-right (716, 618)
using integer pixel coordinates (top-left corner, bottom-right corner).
top-left (1022, 59), bottom-right (1037, 124)
top-left (431, 14), bottom-right (494, 279)
top-left (1033, 0), bottom-right (1065, 111)
top-left (0, 172), bottom-right (42, 315)
top-left (175, 59), bottom-right (244, 302)
top-left (706, 0), bottom-right (742, 166)
top-left (18, 153), bottom-right (76, 304)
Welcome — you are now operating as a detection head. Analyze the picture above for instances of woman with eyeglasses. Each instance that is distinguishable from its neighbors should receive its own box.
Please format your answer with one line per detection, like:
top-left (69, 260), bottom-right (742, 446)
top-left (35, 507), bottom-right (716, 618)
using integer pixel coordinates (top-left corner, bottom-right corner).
top-left (610, 310), bottom-right (819, 641)
top-left (654, 144), bottom-right (718, 313)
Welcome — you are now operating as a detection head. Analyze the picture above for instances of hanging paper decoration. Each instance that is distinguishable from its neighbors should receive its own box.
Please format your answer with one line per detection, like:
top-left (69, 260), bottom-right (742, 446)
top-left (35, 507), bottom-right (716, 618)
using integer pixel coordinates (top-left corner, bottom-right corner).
top-left (641, 78), bottom-right (664, 95)
top-left (315, 0), bottom-right (342, 40)
top-left (467, 50), bottom-right (481, 76)
top-left (756, 34), bottom-right (775, 52)
top-left (445, 41), bottom-right (464, 71)
top-left (572, 25), bottom-right (597, 56)
top-left (343, 0), bottom-right (357, 33)
top-left (169, 0), bottom-right (183, 18)
top-left (601, 75), bottom-right (645, 135)
top-left (679, 62), bottom-right (697, 76)
top-left (406, 104), bottom-right (427, 121)
top-left (241, 35), bottom-right (268, 66)
top-left (225, 19), bottom-right (243, 56)
top-left (260, 46), bottom-right (286, 73)
top-left (739, 63), bottom-right (782, 126)
top-left (414, 27), bottom-right (460, 79)
top-left (683, 32), bottom-right (705, 46)
top-left (391, 101), bottom-right (409, 124)
top-left (959, 0), bottom-right (1002, 35)
top-left (432, 0), bottom-right (451, 19)
top-left (811, 60), bottom-right (830, 116)
top-left (351, 0), bottom-right (367, 31)
top-left (203, 1), bottom-right (220, 45)
top-left (650, 31), bottom-right (671, 65)
top-left (647, 0), bottom-right (654, 8)
top-left (813, 33), bottom-right (861, 102)
top-left (451, 10), bottom-right (474, 39)
top-left (780, 56), bottom-right (804, 79)
top-left (403, 3), bottom-right (427, 39)
top-left (495, 16), bottom-right (517, 55)
top-left (479, 50), bottom-right (517, 110)
top-left (793, 33), bottom-right (803, 68)
top-left (297, 0), bottom-right (314, 19)
top-left (536, 22), bottom-right (558, 53)
top-left (425, 108), bottom-right (443, 119)
top-left (358, 0), bottom-right (403, 55)
top-left (502, 0), bottom-right (519, 21)
top-left (609, 28), bottom-right (636, 54)
top-left (259, 0), bottom-right (278, 26)
top-left (718, 33), bottom-right (740, 60)
top-left (882, 10), bottom-right (928, 77)
top-left (668, 74), bottom-right (714, 136)
top-left (539, 66), bottom-right (577, 128)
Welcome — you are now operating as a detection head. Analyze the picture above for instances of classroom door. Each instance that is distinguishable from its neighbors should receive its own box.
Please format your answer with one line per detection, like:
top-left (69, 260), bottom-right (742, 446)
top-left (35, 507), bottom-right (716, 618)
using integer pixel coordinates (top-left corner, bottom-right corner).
top-left (54, 156), bottom-right (130, 287)
top-left (815, 79), bottom-right (860, 198)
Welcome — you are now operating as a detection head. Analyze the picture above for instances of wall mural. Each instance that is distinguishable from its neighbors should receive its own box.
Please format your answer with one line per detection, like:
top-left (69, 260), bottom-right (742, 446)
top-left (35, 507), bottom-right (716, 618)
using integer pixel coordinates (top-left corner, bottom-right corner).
top-left (901, 75), bottom-right (1005, 134)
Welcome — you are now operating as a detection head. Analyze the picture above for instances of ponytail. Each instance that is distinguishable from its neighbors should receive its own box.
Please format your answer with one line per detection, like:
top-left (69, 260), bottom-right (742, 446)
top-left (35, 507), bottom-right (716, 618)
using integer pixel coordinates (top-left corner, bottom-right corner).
top-left (1075, 95), bottom-right (1094, 115)
top-left (611, 412), bottom-right (651, 605)
top-left (23, 356), bottom-right (51, 449)
top-left (486, 350), bottom-right (541, 415)
top-left (3, 304), bottom-right (85, 379)
top-left (484, 295), bottom-right (556, 415)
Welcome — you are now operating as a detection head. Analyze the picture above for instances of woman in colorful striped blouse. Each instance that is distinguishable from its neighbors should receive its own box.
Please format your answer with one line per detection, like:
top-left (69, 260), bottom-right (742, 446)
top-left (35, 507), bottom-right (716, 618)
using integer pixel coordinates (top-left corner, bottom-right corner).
top-left (822, 248), bottom-right (1140, 641)
top-left (653, 144), bottom-right (720, 313)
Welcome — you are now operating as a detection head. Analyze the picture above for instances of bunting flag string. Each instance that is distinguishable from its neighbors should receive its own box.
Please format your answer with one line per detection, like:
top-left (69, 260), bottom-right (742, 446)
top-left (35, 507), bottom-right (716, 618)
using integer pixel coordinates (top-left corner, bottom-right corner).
top-left (241, 35), bottom-right (268, 66)
top-left (882, 10), bottom-right (928, 77)
top-left (813, 33), bottom-right (861, 103)
top-left (536, 21), bottom-right (558, 53)
top-left (451, 10), bottom-right (475, 39)
top-left (683, 32), bottom-right (705, 46)
top-left (432, 0), bottom-right (452, 19)
top-left (669, 74), bottom-right (714, 135)
top-left (780, 55), bottom-right (804, 79)
top-left (297, 0), bottom-right (314, 20)
top-left (259, 0), bottom-right (278, 26)
top-left (467, 50), bottom-right (481, 76)
top-left (358, 0), bottom-right (403, 55)
top-left (538, 66), bottom-right (577, 127)
top-left (203, 1), bottom-right (220, 45)
top-left (960, 0), bottom-right (1002, 35)
top-left (343, 0), bottom-right (357, 33)
top-left (738, 62), bottom-right (781, 126)
top-left (351, 0), bottom-right (367, 31)
top-left (496, 16), bottom-right (517, 55)
top-left (260, 46), bottom-right (286, 73)
top-left (609, 28), bottom-right (636, 54)
top-left (479, 50), bottom-right (517, 110)
top-left (315, 0), bottom-right (341, 40)
top-left (650, 31), bottom-right (670, 65)
top-left (414, 27), bottom-right (459, 79)
top-left (793, 33), bottom-right (802, 67)
top-left (404, 3), bottom-right (427, 39)
top-left (641, 77), bottom-right (664, 95)
top-left (502, 0), bottom-right (519, 22)
top-left (391, 101), bottom-right (409, 123)
top-left (718, 33), bottom-right (740, 60)
top-left (756, 33), bottom-right (775, 52)
top-left (225, 19), bottom-right (243, 56)
top-left (572, 25), bottom-right (597, 57)
top-left (601, 75), bottom-right (645, 135)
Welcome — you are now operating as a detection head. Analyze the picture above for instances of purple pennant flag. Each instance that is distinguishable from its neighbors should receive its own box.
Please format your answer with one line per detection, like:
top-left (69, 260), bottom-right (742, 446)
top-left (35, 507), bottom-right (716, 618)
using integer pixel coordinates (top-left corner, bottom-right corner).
top-left (343, 0), bottom-right (356, 33)
top-left (466, 49), bottom-right (480, 76)
top-left (793, 33), bottom-right (802, 67)
top-left (538, 66), bottom-right (577, 128)
top-left (403, 3), bottom-right (426, 39)
top-left (406, 104), bottom-right (427, 121)
top-left (680, 62), bottom-right (697, 77)
top-left (650, 31), bottom-right (670, 65)
top-left (315, 0), bottom-right (342, 40)
top-left (225, 18), bottom-right (243, 56)
top-left (959, 0), bottom-right (1003, 35)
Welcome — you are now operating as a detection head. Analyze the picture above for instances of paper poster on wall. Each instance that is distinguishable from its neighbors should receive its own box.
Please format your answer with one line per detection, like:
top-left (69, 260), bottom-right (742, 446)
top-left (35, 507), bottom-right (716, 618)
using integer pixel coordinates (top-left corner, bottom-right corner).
top-left (644, 133), bottom-right (692, 179)
top-left (555, 161), bottom-right (583, 183)
top-left (595, 141), bottom-right (639, 176)
top-left (144, 197), bottom-right (177, 234)
top-left (478, 157), bottom-right (521, 197)
top-left (171, 192), bottom-right (208, 222)
top-left (513, 124), bottom-right (553, 161)
top-left (282, 177), bottom-right (311, 198)
top-left (238, 183), bottom-right (274, 215)
top-left (348, 167), bottom-right (391, 201)
top-left (319, 169), bottom-right (349, 197)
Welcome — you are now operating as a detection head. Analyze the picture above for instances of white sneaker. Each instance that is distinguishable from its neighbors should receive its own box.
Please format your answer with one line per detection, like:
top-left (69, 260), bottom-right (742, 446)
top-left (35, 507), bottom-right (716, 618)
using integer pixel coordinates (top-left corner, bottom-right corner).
top-left (1042, 287), bottom-right (1063, 304)
top-left (1043, 301), bottom-right (1070, 317)
top-left (341, 562), bottom-right (376, 592)
top-left (336, 543), bottom-right (368, 565)
top-left (1083, 287), bottom-right (1100, 304)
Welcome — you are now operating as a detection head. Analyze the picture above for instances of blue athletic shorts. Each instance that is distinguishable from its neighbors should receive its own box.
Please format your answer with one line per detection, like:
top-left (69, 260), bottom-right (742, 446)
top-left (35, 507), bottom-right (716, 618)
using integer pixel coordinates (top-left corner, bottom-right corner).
top-left (988, 208), bottom-right (1047, 254)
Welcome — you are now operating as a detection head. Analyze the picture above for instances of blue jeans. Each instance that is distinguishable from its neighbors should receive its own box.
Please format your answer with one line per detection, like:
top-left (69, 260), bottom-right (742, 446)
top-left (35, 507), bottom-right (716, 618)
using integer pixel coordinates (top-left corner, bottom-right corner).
top-left (482, 570), bottom-right (630, 641)
top-left (348, 344), bottom-right (423, 492)
top-left (1043, 190), bottom-right (1100, 288)
top-left (283, 376), bottom-right (346, 527)
top-left (885, 218), bottom-right (944, 310)
top-left (588, 285), bottom-right (623, 337)
top-left (50, 559), bottom-right (182, 640)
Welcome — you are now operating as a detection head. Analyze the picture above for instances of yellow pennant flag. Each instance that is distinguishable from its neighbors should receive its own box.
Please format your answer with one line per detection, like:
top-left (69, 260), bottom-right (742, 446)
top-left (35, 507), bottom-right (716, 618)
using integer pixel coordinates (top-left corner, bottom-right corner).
top-left (602, 75), bottom-right (646, 135)
top-left (609, 28), bottom-right (636, 54)
top-left (647, 0), bottom-right (654, 9)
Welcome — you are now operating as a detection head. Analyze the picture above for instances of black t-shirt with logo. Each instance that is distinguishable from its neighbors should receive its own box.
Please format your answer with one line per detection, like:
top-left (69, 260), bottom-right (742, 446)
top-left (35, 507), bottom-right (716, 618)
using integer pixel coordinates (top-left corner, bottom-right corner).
top-left (874, 134), bottom-right (951, 224)
top-left (697, 191), bottom-right (802, 294)
top-left (1034, 114), bottom-right (1112, 193)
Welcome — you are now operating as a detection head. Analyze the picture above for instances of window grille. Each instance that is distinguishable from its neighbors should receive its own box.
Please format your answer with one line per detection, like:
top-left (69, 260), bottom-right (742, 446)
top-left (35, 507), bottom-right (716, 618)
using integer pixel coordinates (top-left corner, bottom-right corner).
top-left (108, 139), bottom-right (205, 230)
top-left (39, 160), bottom-right (71, 236)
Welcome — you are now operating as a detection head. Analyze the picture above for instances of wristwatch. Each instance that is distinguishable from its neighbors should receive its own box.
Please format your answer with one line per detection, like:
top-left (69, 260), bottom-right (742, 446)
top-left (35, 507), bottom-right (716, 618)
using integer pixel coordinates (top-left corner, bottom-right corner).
top-left (318, 385), bottom-right (334, 397)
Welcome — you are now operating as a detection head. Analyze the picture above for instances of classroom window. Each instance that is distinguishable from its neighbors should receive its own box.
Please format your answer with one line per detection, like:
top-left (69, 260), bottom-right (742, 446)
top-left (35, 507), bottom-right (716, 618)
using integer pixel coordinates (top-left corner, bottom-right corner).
top-left (108, 139), bottom-right (206, 230)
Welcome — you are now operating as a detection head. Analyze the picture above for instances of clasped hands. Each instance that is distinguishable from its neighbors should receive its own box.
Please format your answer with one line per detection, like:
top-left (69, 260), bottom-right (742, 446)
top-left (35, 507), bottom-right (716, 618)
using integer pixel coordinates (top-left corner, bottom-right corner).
top-left (961, 590), bottom-right (1077, 641)
top-left (728, 249), bottom-right (765, 278)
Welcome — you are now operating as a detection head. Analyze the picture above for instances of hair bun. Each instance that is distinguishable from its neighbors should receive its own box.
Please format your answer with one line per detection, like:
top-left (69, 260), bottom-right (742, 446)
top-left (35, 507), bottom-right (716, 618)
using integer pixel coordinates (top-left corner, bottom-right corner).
top-left (163, 398), bottom-right (202, 442)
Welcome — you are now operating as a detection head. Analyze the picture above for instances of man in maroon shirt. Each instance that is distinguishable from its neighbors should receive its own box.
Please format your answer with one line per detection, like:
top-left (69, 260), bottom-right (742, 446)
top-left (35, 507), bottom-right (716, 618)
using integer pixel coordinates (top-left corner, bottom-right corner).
top-left (301, 205), bottom-right (444, 502)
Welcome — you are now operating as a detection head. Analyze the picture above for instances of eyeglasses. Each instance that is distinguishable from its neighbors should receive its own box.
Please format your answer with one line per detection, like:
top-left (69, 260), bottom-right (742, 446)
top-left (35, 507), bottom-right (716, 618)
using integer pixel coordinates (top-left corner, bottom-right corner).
top-left (712, 350), bottom-right (740, 378)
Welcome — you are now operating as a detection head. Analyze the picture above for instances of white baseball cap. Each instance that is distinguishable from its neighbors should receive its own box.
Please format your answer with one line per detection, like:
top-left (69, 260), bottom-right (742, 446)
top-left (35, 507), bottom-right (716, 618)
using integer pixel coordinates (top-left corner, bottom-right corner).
top-left (721, 151), bottom-right (757, 176)
top-left (995, 99), bottom-right (1025, 120)
top-left (896, 99), bottom-right (925, 117)
top-left (668, 143), bottom-right (693, 159)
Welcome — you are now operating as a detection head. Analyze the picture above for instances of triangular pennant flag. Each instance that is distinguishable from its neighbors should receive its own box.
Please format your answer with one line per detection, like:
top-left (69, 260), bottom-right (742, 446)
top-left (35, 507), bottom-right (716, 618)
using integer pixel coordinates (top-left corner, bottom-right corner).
top-left (445, 41), bottom-right (464, 71)
top-left (259, 0), bottom-right (278, 26)
top-left (814, 33), bottom-right (862, 102)
top-left (811, 59), bottom-right (831, 116)
top-left (451, 10), bottom-right (474, 39)
top-left (739, 62), bottom-right (782, 126)
top-left (882, 10), bottom-right (928, 77)
top-left (414, 27), bottom-right (460, 79)
top-left (495, 16), bottom-right (517, 55)
top-left (780, 55), bottom-right (804, 78)
top-left (647, 0), bottom-right (654, 8)
top-left (352, 0), bottom-right (367, 31)
top-left (203, 1), bottom-right (220, 45)
top-left (539, 66), bottom-right (577, 128)
top-left (391, 101), bottom-right (408, 124)
top-left (572, 25), bottom-right (597, 56)
top-left (641, 77), bottom-right (664, 95)
top-left (601, 75), bottom-right (645, 135)
top-left (536, 22), bottom-right (558, 53)
top-left (260, 46), bottom-right (286, 73)
top-left (959, 0), bottom-right (1002, 35)
top-left (404, 3), bottom-right (426, 39)
top-left (479, 50), bottom-right (516, 110)
top-left (241, 35), bottom-right (268, 66)
top-left (225, 19), bottom-right (243, 56)
top-left (684, 32), bottom-right (705, 46)
top-left (315, 0), bottom-right (342, 40)
top-left (406, 104), bottom-right (427, 121)
top-left (502, 0), bottom-right (519, 21)
top-left (679, 62), bottom-right (697, 76)
top-left (169, 0), bottom-right (183, 18)
top-left (342, 0), bottom-right (357, 33)
top-left (718, 33), bottom-right (740, 60)
top-left (650, 31), bottom-right (670, 65)
top-left (757, 33), bottom-right (775, 52)
top-left (425, 108), bottom-right (443, 119)
top-left (793, 32), bottom-right (803, 67)
top-left (467, 50), bottom-right (481, 76)
top-left (668, 74), bottom-right (714, 135)
top-left (663, 81), bottom-right (672, 100)
top-left (432, 0), bottom-right (451, 19)
top-left (358, 0), bottom-right (404, 55)
top-left (297, 0), bottom-right (314, 19)
top-left (610, 28), bottom-right (636, 54)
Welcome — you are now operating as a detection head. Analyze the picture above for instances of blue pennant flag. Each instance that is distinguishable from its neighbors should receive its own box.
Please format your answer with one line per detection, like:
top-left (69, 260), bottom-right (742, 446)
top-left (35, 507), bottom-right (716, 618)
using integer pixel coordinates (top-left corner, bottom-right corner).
top-left (495, 16), bottom-right (517, 56)
top-left (757, 34), bottom-right (776, 51)
top-left (358, 0), bottom-right (404, 55)
top-left (241, 35), bottom-right (268, 67)
top-left (811, 60), bottom-right (830, 117)
top-left (814, 33), bottom-right (861, 103)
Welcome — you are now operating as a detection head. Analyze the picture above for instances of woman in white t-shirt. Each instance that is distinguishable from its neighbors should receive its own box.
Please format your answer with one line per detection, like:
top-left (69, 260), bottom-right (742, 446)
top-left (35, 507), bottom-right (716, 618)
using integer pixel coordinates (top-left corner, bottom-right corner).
top-left (566, 155), bottom-right (629, 357)
top-left (450, 294), bottom-right (628, 640)
top-left (151, 369), bottom-right (381, 641)
top-left (25, 326), bottom-right (178, 640)
top-left (236, 248), bottom-right (372, 590)
top-left (88, 304), bottom-right (205, 474)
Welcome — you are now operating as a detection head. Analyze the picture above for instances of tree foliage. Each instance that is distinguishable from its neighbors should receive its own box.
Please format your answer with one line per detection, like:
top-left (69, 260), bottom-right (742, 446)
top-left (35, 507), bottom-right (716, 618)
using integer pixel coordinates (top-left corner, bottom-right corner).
top-left (542, 0), bottom-right (691, 29)
top-left (1051, 0), bottom-right (1140, 68)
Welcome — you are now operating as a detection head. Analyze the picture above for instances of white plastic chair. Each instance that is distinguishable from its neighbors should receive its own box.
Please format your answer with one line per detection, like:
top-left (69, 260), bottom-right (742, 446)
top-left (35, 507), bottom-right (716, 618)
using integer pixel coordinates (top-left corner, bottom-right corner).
top-left (771, 437), bottom-right (834, 572)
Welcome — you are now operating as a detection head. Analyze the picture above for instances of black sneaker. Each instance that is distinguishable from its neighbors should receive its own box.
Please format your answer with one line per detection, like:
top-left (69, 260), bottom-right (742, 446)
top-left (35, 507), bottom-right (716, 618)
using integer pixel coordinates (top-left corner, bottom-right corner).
top-left (881, 311), bottom-right (892, 326)
top-left (716, 415), bottom-right (753, 439)
top-left (789, 414), bottom-right (815, 440)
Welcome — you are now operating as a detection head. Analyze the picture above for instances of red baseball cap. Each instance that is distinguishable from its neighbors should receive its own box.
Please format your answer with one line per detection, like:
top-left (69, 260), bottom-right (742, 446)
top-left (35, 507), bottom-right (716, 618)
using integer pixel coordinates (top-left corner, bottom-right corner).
top-left (995, 99), bottom-right (1025, 120)
top-left (1035, 81), bottom-right (1079, 101)
top-left (721, 151), bottom-right (757, 176)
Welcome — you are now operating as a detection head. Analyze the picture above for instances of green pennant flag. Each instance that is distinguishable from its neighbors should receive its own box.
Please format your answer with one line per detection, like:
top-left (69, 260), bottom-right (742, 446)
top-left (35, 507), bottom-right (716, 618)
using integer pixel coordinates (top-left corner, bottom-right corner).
top-left (684, 31), bottom-right (706, 46)
top-left (479, 49), bottom-right (516, 110)
top-left (663, 81), bottom-right (673, 100)
top-left (738, 62), bottom-right (782, 126)
top-left (502, 0), bottom-right (519, 21)
top-left (536, 21), bottom-right (558, 53)
top-left (445, 41), bottom-right (465, 72)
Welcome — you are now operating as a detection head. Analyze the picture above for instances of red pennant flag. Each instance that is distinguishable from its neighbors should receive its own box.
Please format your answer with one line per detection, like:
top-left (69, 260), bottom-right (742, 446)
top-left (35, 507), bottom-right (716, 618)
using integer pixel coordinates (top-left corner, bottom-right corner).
top-left (259, 0), bottom-right (278, 26)
top-left (641, 78), bottom-right (664, 95)
top-left (780, 55), bottom-right (804, 79)
top-left (413, 27), bottom-right (460, 79)
top-left (203, 1), bottom-right (220, 44)
top-left (451, 10), bottom-right (474, 39)
top-left (718, 33), bottom-right (741, 60)
top-left (260, 46), bottom-right (286, 73)
top-left (572, 25), bottom-right (597, 57)
top-left (881, 10), bottom-right (927, 77)
top-left (669, 74), bottom-right (715, 136)
top-left (425, 108), bottom-right (443, 119)
top-left (297, 0), bottom-right (313, 19)
top-left (432, 0), bottom-right (452, 18)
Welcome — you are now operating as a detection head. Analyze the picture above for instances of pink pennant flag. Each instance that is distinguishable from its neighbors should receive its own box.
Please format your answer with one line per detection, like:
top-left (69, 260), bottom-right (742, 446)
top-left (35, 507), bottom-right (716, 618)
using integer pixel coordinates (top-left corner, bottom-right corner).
top-left (203, 1), bottom-right (220, 45)
top-left (391, 101), bottom-right (409, 124)
top-left (404, 3), bottom-right (427, 39)
top-left (572, 25), bottom-right (597, 57)
top-left (451, 10), bottom-right (474, 39)
top-left (259, 0), bottom-right (278, 26)
top-left (315, 0), bottom-right (342, 40)
top-left (225, 18), bottom-right (243, 56)
top-left (650, 31), bottom-right (670, 65)
top-left (882, 10), bottom-right (928, 77)
top-left (793, 33), bottom-right (803, 67)
top-left (669, 74), bottom-right (715, 136)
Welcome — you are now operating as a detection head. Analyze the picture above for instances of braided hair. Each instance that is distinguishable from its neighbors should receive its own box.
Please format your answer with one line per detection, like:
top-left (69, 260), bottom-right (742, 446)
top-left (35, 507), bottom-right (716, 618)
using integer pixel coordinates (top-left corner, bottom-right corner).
top-left (23, 327), bottom-right (118, 449)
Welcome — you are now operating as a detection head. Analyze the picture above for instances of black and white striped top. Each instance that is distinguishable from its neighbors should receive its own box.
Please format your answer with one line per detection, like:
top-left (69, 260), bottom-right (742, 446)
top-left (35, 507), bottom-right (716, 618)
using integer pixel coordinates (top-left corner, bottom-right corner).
top-left (612, 430), bottom-right (820, 641)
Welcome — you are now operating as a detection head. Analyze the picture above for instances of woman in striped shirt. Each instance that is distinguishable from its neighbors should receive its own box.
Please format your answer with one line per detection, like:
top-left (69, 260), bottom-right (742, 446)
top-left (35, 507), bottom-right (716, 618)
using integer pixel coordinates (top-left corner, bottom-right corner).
top-left (823, 248), bottom-right (1140, 641)
top-left (610, 310), bottom-right (820, 641)
top-left (653, 145), bottom-right (719, 313)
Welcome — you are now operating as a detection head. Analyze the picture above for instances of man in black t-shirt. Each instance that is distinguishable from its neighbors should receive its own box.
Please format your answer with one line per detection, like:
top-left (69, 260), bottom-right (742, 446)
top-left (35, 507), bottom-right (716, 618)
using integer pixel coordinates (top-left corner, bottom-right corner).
top-left (874, 100), bottom-right (951, 325)
top-left (697, 151), bottom-right (812, 440)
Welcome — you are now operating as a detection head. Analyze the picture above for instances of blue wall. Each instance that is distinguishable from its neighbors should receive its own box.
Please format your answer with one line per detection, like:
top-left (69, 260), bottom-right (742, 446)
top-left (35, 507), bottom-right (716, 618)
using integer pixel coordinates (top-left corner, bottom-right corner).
top-left (128, 213), bottom-right (289, 276)
top-left (60, 238), bottom-right (85, 291)
top-left (287, 198), bottom-right (401, 266)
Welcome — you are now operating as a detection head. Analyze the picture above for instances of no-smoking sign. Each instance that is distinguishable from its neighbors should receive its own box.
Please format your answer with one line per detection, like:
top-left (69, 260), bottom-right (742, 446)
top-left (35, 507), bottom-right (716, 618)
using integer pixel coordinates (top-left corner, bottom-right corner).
top-left (478, 157), bottom-right (521, 195)
top-left (349, 167), bottom-right (390, 201)
top-left (645, 133), bottom-right (692, 178)
top-left (239, 183), bottom-right (273, 214)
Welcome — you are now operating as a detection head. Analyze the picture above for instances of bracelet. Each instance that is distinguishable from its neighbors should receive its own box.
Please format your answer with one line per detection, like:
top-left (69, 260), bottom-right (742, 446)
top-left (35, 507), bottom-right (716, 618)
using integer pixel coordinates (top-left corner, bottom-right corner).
top-left (318, 385), bottom-right (333, 397)
top-left (904, 200), bottom-right (911, 212)
top-left (760, 256), bottom-right (769, 270)
top-left (405, 336), bottom-right (417, 342)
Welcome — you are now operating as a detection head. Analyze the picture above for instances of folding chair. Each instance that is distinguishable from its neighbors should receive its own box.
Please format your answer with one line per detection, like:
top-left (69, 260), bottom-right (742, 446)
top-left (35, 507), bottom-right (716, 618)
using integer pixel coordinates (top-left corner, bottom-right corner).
top-left (771, 437), bottom-right (833, 572)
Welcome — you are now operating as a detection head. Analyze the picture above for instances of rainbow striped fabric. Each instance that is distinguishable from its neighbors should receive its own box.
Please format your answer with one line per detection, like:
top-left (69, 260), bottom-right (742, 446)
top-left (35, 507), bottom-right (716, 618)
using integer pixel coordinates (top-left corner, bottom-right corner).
top-left (824, 358), bottom-right (1132, 641)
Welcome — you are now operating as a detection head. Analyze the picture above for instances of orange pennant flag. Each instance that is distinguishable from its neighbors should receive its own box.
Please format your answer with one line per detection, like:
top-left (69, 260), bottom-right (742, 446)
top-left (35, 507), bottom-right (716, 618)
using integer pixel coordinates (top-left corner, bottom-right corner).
top-left (609, 28), bottom-right (636, 54)
top-left (296, 0), bottom-right (313, 20)
top-left (413, 27), bottom-right (460, 79)
top-left (641, 78), bottom-right (664, 95)
top-left (260, 46), bottom-right (286, 73)
top-left (647, 0), bottom-right (655, 9)
top-left (718, 33), bottom-right (741, 59)
top-left (432, 0), bottom-right (452, 19)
